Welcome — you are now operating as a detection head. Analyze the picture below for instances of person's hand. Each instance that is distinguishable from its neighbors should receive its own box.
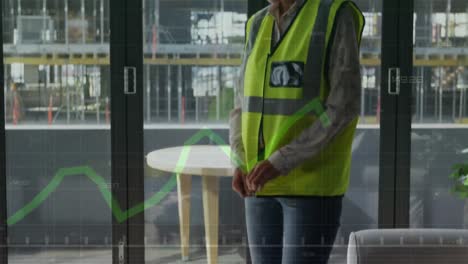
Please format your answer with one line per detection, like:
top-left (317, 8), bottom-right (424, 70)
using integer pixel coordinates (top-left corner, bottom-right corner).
top-left (246, 160), bottom-right (281, 193)
top-left (232, 168), bottom-right (251, 198)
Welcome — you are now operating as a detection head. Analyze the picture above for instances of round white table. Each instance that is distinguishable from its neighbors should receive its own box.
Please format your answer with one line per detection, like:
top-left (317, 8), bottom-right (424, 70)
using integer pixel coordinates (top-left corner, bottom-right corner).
top-left (146, 145), bottom-right (235, 264)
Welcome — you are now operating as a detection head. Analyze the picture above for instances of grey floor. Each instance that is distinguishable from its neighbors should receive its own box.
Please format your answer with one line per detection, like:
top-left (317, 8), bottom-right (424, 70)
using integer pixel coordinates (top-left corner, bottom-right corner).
top-left (9, 247), bottom-right (243, 264)
top-left (8, 245), bottom-right (348, 263)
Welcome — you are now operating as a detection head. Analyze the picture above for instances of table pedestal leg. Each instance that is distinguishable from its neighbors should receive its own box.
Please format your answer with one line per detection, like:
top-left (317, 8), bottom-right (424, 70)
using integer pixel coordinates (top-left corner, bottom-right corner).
top-left (177, 174), bottom-right (192, 261)
top-left (202, 176), bottom-right (219, 264)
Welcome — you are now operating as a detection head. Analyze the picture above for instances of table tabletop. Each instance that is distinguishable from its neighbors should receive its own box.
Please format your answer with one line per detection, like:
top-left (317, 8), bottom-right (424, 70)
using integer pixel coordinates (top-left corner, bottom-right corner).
top-left (146, 145), bottom-right (235, 177)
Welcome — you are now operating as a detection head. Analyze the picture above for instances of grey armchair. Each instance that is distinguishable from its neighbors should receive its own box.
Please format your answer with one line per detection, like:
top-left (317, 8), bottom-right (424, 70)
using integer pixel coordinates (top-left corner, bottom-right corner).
top-left (347, 229), bottom-right (468, 264)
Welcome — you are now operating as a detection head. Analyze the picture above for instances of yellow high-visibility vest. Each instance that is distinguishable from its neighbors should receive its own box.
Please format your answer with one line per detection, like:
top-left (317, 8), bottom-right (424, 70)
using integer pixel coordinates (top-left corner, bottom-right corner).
top-left (241, 0), bottom-right (365, 196)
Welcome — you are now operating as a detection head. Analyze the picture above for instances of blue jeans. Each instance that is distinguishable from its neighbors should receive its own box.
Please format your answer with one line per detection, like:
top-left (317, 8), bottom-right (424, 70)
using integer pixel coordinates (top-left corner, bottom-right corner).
top-left (245, 196), bottom-right (343, 264)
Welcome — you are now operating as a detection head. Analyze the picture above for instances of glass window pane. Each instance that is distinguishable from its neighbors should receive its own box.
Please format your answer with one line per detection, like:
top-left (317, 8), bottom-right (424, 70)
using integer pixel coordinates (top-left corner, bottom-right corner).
top-left (410, 0), bottom-right (468, 228)
top-left (143, 0), bottom-right (248, 262)
top-left (3, 0), bottom-right (112, 263)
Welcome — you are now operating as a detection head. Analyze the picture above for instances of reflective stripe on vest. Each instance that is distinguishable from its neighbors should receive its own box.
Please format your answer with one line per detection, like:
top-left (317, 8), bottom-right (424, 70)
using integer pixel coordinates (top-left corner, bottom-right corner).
top-left (303, 0), bottom-right (333, 100)
top-left (243, 96), bottom-right (330, 126)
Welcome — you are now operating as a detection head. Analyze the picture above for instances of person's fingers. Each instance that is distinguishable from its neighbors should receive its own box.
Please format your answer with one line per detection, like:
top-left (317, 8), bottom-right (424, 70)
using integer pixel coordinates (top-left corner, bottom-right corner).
top-left (233, 177), bottom-right (246, 197)
top-left (239, 174), bottom-right (248, 197)
top-left (239, 170), bottom-right (249, 196)
top-left (248, 163), bottom-right (268, 191)
top-left (250, 165), bottom-right (269, 191)
top-left (243, 176), bottom-right (255, 197)
top-left (255, 168), bottom-right (273, 191)
top-left (246, 165), bottom-right (259, 181)
top-left (246, 169), bottom-right (259, 192)
top-left (243, 178), bottom-right (253, 196)
top-left (232, 171), bottom-right (246, 197)
top-left (246, 166), bottom-right (259, 191)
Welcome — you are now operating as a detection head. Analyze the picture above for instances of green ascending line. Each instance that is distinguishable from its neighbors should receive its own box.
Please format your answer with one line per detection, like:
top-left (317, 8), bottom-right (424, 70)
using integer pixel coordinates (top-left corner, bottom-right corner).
top-left (7, 98), bottom-right (329, 226)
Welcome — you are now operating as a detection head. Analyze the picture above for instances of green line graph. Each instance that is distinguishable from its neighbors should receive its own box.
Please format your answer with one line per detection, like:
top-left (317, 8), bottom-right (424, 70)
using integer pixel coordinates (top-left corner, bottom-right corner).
top-left (7, 98), bottom-right (329, 226)
top-left (6, 128), bottom-right (220, 226)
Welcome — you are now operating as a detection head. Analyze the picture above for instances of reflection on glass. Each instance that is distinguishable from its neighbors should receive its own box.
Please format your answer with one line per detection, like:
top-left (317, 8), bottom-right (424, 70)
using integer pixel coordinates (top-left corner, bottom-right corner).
top-left (3, 0), bottom-right (112, 263)
top-left (143, 1), bottom-right (249, 263)
top-left (3, 0), bottom-right (110, 126)
top-left (410, 0), bottom-right (468, 229)
top-left (142, 0), bottom-right (246, 125)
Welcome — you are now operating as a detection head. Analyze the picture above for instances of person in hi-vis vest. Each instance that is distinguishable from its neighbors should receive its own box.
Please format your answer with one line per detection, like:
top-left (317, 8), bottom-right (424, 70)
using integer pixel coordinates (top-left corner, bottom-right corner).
top-left (229, 0), bottom-right (364, 263)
